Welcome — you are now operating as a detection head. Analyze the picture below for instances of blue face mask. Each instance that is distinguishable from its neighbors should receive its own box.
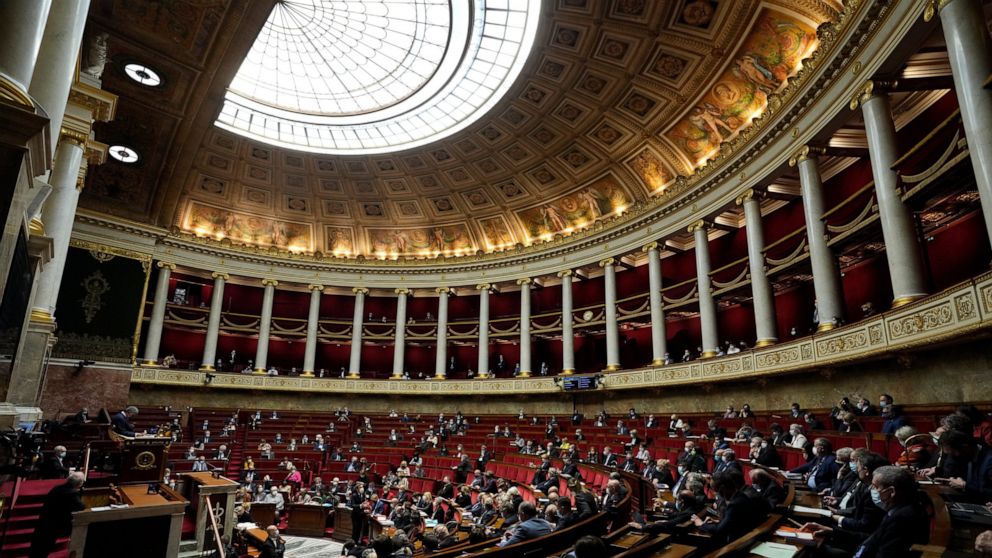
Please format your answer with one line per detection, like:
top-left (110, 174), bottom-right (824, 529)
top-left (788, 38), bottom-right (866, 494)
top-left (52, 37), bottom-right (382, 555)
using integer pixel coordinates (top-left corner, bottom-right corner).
top-left (870, 487), bottom-right (885, 509)
top-left (849, 461), bottom-right (858, 472)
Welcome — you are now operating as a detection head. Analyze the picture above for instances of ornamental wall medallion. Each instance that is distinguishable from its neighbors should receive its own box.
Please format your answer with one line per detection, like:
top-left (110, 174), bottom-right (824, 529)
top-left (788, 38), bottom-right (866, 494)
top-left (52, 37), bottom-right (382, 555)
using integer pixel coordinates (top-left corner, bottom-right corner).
top-left (80, 271), bottom-right (111, 323)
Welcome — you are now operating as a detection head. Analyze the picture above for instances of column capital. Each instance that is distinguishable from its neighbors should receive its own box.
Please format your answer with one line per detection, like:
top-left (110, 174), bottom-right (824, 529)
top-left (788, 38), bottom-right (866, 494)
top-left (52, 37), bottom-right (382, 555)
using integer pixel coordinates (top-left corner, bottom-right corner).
top-left (849, 79), bottom-right (897, 110)
top-left (353, 287), bottom-right (369, 295)
top-left (261, 278), bottom-right (279, 288)
top-left (735, 189), bottom-right (766, 206)
top-left (516, 278), bottom-right (532, 286)
top-left (641, 241), bottom-right (659, 252)
top-left (599, 257), bottom-right (615, 268)
top-left (394, 288), bottom-right (409, 295)
top-left (788, 145), bottom-right (826, 166)
top-left (59, 126), bottom-right (88, 148)
top-left (435, 287), bottom-right (451, 295)
top-left (156, 261), bottom-right (176, 271)
top-left (924, 0), bottom-right (955, 21)
top-left (476, 283), bottom-right (491, 291)
top-left (687, 220), bottom-right (708, 234)
top-left (556, 269), bottom-right (573, 278)
top-left (211, 272), bottom-right (229, 281)
top-left (308, 284), bottom-right (324, 292)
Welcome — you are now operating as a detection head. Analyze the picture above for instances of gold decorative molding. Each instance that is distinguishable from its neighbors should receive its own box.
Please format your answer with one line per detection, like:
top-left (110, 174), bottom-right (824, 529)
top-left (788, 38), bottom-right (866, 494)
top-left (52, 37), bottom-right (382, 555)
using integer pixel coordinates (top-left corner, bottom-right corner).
top-left (476, 283), bottom-right (491, 291)
top-left (923, 0), bottom-right (954, 22)
top-left (68, 238), bottom-right (151, 263)
top-left (261, 278), bottom-right (279, 287)
top-left (156, 261), bottom-right (176, 270)
top-left (30, 308), bottom-right (54, 324)
top-left (641, 242), bottom-right (659, 252)
top-left (788, 145), bottom-right (826, 167)
top-left (559, 369), bottom-right (575, 376)
top-left (211, 271), bottom-right (229, 281)
top-left (68, 80), bottom-right (117, 122)
top-left (755, 338), bottom-right (777, 348)
top-left (353, 287), bottom-right (370, 295)
top-left (308, 284), bottom-right (325, 292)
top-left (516, 278), bottom-right (532, 286)
top-left (0, 75), bottom-right (34, 109)
top-left (599, 257), bottom-right (616, 268)
top-left (435, 287), bottom-right (451, 295)
top-left (394, 288), bottom-right (409, 295)
top-left (892, 294), bottom-right (925, 308)
top-left (849, 79), bottom-right (896, 110)
top-left (28, 217), bottom-right (45, 236)
top-left (84, 138), bottom-right (108, 165)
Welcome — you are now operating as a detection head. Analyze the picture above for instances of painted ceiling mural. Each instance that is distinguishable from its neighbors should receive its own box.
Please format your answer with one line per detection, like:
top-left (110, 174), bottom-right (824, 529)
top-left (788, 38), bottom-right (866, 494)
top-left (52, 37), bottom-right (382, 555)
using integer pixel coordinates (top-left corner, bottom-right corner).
top-left (81, 0), bottom-right (841, 260)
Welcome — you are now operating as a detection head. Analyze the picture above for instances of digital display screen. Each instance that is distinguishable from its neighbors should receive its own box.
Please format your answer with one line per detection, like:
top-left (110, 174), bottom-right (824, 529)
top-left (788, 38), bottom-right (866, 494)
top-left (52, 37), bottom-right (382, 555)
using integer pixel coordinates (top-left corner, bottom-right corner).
top-left (562, 376), bottom-right (598, 390)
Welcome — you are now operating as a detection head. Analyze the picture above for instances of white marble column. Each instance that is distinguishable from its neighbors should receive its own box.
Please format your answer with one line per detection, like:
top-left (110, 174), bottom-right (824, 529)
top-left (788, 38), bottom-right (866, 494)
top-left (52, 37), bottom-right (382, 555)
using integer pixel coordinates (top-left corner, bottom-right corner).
top-left (29, 137), bottom-right (84, 321)
top-left (557, 270), bottom-right (575, 375)
top-left (791, 147), bottom-right (845, 330)
top-left (643, 243), bottom-right (668, 364)
top-left (738, 190), bottom-right (779, 346)
top-left (142, 262), bottom-right (175, 365)
top-left (253, 279), bottom-right (278, 373)
top-left (347, 287), bottom-right (368, 378)
top-left (601, 258), bottom-right (621, 371)
top-left (29, 0), bottom-right (91, 155)
top-left (391, 288), bottom-right (408, 379)
top-left (0, 0), bottom-right (52, 92)
top-left (302, 284), bottom-right (323, 377)
top-left (200, 272), bottom-right (228, 370)
top-left (434, 287), bottom-right (450, 379)
top-left (517, 278), bottom-right (532, 377)
top-left (690, 221), bottom-right (719, 357)
top-left (853, 82), bottom-right (928, 306)
top-left (933, 0), bottom-right (992, 247)
top-left (476, 284), bottom-right (491, 378)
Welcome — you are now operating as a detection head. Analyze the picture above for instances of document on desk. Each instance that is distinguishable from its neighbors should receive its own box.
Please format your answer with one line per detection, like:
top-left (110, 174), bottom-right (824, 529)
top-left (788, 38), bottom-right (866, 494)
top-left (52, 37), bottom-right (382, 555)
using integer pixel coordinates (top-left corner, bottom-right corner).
top-left (751, 541), bottom-right (800, 558)
top-left (792, 505), bottom-right (831, 517)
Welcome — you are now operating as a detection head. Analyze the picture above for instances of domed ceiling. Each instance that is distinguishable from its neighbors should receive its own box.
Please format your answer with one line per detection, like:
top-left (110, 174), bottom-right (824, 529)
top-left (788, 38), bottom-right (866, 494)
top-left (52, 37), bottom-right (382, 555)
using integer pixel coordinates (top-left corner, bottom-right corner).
top-left (82, 0), bottom-right (841, 260)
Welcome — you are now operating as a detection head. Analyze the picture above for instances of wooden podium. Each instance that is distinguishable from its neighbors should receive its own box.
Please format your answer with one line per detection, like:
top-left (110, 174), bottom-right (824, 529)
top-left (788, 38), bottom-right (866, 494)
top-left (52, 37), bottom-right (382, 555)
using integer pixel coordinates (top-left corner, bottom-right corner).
top-left (181, 472), bottom-right (239, 554)
top-left (70, 484), bottom-right (186, 558)
top-left (119, 438), bottom-right (170, 484)
top-left (285, 503), bottom-right (329, 537)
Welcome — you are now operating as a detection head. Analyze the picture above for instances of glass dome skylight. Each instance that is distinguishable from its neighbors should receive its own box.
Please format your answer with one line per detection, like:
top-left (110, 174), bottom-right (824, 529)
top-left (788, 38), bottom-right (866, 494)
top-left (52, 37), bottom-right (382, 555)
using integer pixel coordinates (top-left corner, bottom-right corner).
top-left (216, 0), bottom-right (541, 155)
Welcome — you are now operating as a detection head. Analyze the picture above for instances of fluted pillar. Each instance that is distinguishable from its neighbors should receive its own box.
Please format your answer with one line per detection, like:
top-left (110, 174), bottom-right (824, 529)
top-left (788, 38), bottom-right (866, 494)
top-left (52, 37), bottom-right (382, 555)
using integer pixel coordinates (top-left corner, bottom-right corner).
top-left (0, 0), bottom-right (52, 92)
top-left (302, 284), bottom-right (323, 377)
top-left (517, 278), bottom-right (532, 377)
top-left (29, 136), bottom-right (85, 321)
top-left (348, 287), bottom-right (368, 378)
top-left (790, 147), bottom-right (845, 330)
top-left (738, 190), bottom-right (778, 346)
top-left (601, 258), bottom-right (621, 371)
top-left (929, 0), bottom-right (992, 248)
top-left (29, 0), bottom-right (91, 155)
top-left (391, 288), bottom-right (409, 379)
top-left (643, 243), bottom-right (668, 364)
top-left (476, 284), bottom-right (491, 378)
top-left (200, 272), bottom-right (228, 370)
top-left (690, 221), bottom-right (719, 357)
top-left (142, 262), bottom-right (175, 365)
top-left (557, 270), bottom-right (575, 375)
top-left (852, 82), bottom-right (928, 306)
top-left (434, 287), bottom-right (450, 379)
top-left (253, 279), bottom-right (278, 373)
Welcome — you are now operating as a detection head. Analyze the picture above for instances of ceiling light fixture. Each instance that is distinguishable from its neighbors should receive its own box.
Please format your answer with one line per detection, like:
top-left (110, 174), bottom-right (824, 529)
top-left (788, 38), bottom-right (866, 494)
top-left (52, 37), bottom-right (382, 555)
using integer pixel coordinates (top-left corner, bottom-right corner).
top-left (123, 63), bottom-right (162, 87)
top-left (108, 145), bottom-right (140, 164)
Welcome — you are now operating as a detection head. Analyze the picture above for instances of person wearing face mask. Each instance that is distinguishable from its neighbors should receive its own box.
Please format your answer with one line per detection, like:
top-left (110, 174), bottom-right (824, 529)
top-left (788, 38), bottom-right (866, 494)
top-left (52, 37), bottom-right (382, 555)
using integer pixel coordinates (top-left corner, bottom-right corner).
top-left (750, 436), bottom-right (784, 469)
top-left (40, 445), bottom-right (71, 479)
top-left (678, 441), bottom-right (707, 473)
top-left (825, 447), bottom-right (857, 498)
top-left (824, 448), bottom-right (869, 513)
top-left (629, 490), bottom-right (705, 534)
top-left (790, 438), bottom-right (839, 492)
top-left (788, 424), bottom-right (808, 449)
top-left (746, 468), bottom-right (786, 508)
top-left (802, 466), bottom-right (928, 557)
top-left (829, 453), bottom-right (888, 535)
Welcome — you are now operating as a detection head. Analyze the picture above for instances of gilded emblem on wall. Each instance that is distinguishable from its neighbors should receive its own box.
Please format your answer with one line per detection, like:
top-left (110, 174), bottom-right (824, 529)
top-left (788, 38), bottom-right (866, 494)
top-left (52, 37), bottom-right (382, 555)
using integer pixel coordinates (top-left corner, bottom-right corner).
top-left (80, 270), bottom-right (110, 323)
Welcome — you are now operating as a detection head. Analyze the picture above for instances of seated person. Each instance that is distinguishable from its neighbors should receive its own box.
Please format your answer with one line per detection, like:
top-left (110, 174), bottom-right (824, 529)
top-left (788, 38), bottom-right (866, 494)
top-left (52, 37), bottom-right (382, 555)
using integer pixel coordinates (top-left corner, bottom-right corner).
top-left (629, 490), bottom-right (705, 534)
top-left (39, 446), bottom-right (71, 479)
top-left (746, 469), bottom-right (786, 508)
top-left (498, 501), bottom-right (553, 547)
top-left (690, 470), bottom-right (768, 548)
top-left (790, 438), bottom-right (840, 492)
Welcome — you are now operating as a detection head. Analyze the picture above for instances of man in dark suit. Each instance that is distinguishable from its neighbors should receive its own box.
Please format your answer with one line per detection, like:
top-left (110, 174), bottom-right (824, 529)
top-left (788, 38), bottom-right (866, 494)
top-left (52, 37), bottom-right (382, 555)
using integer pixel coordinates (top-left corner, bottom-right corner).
top-left (561, 456), bottom-right (580, 479)
top-left (438, 476), bottom-right (455, 499)
top-left (452, 454), bottom-right (472, 484)
top-left (746, 469), bottom-right (787, 508)
top-left (497, 502), bottom-right (553, 546)
top-left (630, 490), bottom-right (704, 534)
top-left (535, 468), bottom-right (560, 494)
top-left (790, 438), bottom-right (840, 492)
top-left (476, 445), bottom-right (493, 470)
top-left (569, 480), bottom-right (599, 519)
top-left (602, 447), bottom-right (618, 468)
top-left (677, 441), bottom-right (707, 473)
top-left (555, 497), bottom-right (580, 530)
top-left (829, 453), bottom-right (887, 535)
top-left (29, 473), bottom-right (86, 558)
top-left (39, 445), bottom-right (70, 479)
top-left (937, 429), bottom-right (992, 501)
top-left (259, 525), bottom-right (286, 558)
top-left (621, 452), bottom-right (640, 473)
top-left (692, 470), bottom-right (768, 549)
top-left (803, 466), bottom-right (928, 557)
top-left (111, 406), bottom-right (139, 437)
